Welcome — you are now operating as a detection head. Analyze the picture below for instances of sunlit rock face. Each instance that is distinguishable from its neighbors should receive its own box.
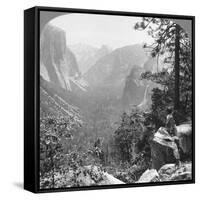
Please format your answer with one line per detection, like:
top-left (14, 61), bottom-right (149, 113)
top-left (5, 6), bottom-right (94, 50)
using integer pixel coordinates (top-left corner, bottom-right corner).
top-left (40, 24), bottom-right (87, 92)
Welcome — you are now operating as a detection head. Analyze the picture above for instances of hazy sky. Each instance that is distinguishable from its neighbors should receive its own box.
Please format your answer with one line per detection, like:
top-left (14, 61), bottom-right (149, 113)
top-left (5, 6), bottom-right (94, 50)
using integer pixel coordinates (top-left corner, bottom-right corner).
top-left (50, 13), bottom-right (154, 49)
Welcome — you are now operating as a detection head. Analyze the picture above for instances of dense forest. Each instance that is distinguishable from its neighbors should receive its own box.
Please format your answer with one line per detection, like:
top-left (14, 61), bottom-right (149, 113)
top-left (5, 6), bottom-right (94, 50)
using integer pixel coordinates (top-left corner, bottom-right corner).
top-left (39, 16), bottom-right (193, 189)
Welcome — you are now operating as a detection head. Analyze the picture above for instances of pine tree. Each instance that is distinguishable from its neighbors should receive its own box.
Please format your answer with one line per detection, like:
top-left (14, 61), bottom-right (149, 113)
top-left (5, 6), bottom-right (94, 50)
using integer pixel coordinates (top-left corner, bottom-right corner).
top-left (134, 17), bottom-right (192, 123)
top-left (174, 24), bottom-right (180, 110)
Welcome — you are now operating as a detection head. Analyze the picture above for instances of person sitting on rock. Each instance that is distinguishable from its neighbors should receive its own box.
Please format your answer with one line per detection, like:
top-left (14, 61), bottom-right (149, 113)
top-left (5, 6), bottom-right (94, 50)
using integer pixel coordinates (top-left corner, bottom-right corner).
top-left (165, 107), bottom-right (177, 137)
top-left (165, 107), bottom-right (181, 167)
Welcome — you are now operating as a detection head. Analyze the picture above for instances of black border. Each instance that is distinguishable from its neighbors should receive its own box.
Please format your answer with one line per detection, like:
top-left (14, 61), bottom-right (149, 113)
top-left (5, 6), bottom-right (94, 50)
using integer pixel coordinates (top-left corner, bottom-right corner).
top-left (24, 6), bottom-right (195, 193)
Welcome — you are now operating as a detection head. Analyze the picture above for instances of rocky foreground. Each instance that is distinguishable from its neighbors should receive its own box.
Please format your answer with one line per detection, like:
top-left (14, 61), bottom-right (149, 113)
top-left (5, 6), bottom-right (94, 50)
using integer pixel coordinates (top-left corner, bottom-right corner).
top-left (137, 162), bottom-right (192, 183)
top-left (40, 123), bottom-right (192, 188)
top-left (137, 124), bottom-right (192, 183)
top-left (71, 162), bottom-right (192, 186)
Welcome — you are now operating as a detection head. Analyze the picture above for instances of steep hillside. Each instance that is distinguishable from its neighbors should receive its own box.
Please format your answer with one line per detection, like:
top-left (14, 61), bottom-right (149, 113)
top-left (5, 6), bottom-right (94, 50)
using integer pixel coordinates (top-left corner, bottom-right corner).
top-left (40, 78), bottom-right (82, 124)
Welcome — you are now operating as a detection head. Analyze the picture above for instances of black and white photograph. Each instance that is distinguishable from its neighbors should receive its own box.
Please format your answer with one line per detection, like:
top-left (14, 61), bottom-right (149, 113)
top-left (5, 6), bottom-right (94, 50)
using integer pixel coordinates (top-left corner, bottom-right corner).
top-left (39, 10), bottom-right (194, 190)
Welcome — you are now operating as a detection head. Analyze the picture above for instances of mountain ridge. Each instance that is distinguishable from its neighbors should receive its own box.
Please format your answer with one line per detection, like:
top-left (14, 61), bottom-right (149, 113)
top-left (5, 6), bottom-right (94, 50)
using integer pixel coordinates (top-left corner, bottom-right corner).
top-left (69, 43), bottom-right (111, 75)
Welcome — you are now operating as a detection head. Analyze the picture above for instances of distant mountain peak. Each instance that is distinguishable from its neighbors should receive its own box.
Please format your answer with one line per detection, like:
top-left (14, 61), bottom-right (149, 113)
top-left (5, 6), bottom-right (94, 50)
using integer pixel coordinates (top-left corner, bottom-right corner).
top-left (84, 44), bottom-right (149, 88)
top-left (69, 43), bottom-right (111, 75)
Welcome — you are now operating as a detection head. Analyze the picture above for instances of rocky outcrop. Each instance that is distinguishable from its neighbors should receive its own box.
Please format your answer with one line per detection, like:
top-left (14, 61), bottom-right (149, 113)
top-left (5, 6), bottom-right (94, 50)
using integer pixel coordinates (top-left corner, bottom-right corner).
top-left (150, 124), bottom-right (192, 171)
top-left (76, 165), bottom-right (124, 186)
top-left (42, 165), bottom-right (124, 188)
top-left (176, 124), bottom-right (192, 156)
top-left (138, 125), bottom-right (193, 183)
top-left (158, 163), bottom-right (192, 181)
top-left (137, 162), bottom-right (192, 183)
top-left (99, 172), bottom-right (125, 185)
top-left (137, 169), bottom-right (159, 183)
top-left (150, 127), bottom-right (180, 170)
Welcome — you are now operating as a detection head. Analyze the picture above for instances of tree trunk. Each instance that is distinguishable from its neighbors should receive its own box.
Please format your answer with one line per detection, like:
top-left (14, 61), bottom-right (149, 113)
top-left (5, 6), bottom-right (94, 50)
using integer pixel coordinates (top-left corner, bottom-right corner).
top-left (174, 24), bottom-right (180, 111)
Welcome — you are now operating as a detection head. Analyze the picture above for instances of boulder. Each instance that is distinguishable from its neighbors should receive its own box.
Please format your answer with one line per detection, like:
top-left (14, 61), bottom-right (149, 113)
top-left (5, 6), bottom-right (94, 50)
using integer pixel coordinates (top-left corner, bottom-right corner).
top-left (99, 172), bottom-right (125, 185)
top-left (137, 169), bottom-right (159, 183)
top-left (76, 165), bottom-right (125, 186)
top-left (176, 124), bottom-right (192, 156)
top-left (158, 163), bottom-right (177, 181)
top-left (158, 162), bottom-right (192, 181)
top-left (150, 127), bottom-right (180, 170)
top-left (76, 170), bottom-right (96, 186)
top-left (137, 162), bottom-right (192, 183)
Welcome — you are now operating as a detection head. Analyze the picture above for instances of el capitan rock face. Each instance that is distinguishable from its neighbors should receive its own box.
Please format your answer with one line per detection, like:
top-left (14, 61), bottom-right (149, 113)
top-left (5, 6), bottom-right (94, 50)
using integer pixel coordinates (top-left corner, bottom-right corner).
top-left (40, 24), bottom-right (88, 123)
top-left (40, 24), bottom-right (88, 92)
